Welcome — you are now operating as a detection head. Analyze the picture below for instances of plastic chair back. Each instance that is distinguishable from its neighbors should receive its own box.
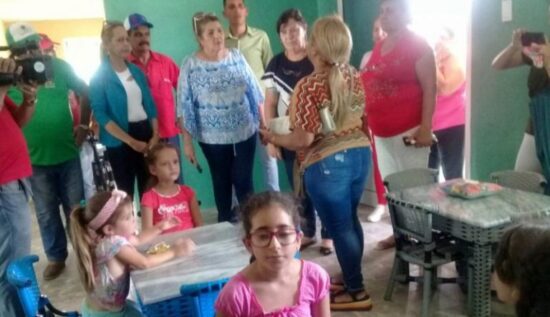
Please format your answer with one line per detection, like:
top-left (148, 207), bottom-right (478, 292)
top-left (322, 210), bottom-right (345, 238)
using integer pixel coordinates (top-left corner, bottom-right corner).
top-left (384, 168), bottom-right (438, 192)
top-left (6, 255), bottom-right (41, 317)
top-left (490, 170), bottom-right (546, 194)
top-left (388, 201), bottom-right (433, 244)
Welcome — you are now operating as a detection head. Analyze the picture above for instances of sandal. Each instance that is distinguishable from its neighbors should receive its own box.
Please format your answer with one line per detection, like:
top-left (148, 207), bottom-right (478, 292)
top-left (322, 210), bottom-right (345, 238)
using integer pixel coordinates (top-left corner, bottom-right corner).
top-left (300, 237), bottom-right (317, 251)
top-left (319, 246), bottom-right (333, 256)
top-left (330, 289), bottom-right (373, 311)
top-left (329, 277), bottom-right (345, 293)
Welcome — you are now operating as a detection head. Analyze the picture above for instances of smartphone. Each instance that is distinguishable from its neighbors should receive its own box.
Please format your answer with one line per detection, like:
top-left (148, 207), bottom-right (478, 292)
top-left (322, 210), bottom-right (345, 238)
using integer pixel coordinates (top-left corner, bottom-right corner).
top-left (521, 32), bottom-right (545, 46)
top-left (402, 136), bottom-right (416, 146)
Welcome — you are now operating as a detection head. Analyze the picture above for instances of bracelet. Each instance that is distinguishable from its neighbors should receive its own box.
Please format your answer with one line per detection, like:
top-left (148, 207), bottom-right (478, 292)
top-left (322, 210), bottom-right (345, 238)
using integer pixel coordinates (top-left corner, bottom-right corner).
top-left (77, 124), bottom-right (90, 130)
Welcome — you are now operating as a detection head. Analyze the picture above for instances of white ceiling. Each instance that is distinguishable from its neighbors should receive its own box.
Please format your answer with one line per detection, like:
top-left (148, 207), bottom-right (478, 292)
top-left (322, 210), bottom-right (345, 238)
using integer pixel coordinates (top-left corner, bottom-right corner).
top-left (0, 0), bottom-right (105, 21)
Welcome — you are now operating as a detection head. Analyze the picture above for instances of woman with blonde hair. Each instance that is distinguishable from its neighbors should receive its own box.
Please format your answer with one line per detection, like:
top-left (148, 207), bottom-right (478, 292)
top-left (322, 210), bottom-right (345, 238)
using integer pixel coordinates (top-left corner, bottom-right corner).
top-left (178, 13), bottom-right (263, 223)
top-left (262, 15), bottom-right (372, 311)
top-left (89, 21), bottom-right (159, 200)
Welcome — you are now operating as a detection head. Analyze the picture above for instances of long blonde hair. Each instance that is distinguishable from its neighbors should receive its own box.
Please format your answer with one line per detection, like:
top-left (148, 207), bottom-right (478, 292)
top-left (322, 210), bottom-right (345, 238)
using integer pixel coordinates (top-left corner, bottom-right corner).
top-left (310, 15), bottom-right (354, 127)
top-left (69, 191), bottom-right (131, 293)
top-left (99, 21), bottom-right (125, 60)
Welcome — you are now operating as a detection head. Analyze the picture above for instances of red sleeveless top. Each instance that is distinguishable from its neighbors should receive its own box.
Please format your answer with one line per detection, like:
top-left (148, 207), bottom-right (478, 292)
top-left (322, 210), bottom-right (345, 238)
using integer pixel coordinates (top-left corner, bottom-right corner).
top-left (361, 30), bottom-right (430, 137)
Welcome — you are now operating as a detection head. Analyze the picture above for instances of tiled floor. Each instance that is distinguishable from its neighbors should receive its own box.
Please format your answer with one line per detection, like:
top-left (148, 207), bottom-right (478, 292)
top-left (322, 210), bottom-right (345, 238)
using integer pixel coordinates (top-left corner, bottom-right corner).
top-left (29, 204), bottom-right (514, 316)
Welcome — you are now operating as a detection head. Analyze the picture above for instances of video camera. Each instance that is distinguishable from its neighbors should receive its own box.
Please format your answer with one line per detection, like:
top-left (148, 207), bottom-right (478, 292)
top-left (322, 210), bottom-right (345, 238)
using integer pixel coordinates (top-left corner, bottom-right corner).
top-left (0, 41), bottom-right (53, 86)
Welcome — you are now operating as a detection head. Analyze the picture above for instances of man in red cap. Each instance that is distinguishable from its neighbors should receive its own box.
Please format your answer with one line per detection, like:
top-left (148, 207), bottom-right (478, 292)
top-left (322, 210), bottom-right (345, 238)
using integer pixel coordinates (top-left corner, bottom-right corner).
top-left (38, 33), bottom-right (58, 56)
top-left (124, 13), bottom-right (183, 182)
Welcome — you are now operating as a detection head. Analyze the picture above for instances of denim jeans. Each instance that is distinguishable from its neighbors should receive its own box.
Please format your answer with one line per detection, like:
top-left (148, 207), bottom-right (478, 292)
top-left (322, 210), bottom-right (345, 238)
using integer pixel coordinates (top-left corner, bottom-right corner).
top-left (0, 179), bottom-right (32, 317)
top-left (281, 148), bottom-right (328, 239)
top-left (163, 135), bottom-right (184, 184)
top-left (31, 157), bottom-right (84, 262)
top-left (304, 147), bottom-right (371, 292)
top-left (257, 133), bottom-right (279, 191)
top-left (199, 134), bottom-right (256, 222)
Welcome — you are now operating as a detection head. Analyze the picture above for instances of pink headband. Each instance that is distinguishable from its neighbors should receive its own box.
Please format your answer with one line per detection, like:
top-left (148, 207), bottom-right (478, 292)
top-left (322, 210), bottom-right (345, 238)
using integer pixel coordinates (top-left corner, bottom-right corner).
top-left (88, 190), bottom-right (127, 231)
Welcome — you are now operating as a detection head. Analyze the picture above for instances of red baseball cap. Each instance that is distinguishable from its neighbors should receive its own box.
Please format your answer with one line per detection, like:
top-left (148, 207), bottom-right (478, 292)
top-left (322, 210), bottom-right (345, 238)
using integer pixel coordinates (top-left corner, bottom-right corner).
top-left (39, 33), bottom-right (59, 51)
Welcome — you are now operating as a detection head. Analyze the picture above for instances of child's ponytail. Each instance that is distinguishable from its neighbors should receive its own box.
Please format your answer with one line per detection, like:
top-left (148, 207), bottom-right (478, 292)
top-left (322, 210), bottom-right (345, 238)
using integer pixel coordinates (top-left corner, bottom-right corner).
top-left (69, 205), bottom-right (97, 293)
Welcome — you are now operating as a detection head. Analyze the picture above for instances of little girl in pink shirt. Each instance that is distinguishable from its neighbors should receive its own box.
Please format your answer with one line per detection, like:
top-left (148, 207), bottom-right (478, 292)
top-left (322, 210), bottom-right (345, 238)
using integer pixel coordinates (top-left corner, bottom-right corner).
top-left (141, 143), bottom-right (203, 233)
top-left (215, 192), bottom-right (331, 317)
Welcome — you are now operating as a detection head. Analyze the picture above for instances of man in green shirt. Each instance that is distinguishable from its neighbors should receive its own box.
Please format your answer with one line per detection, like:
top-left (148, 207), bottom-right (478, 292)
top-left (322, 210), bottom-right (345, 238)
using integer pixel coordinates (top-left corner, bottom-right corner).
top-left (223, 0), bottom-right (279, 192)
top-left (6, 23), bottom-right (90, 281)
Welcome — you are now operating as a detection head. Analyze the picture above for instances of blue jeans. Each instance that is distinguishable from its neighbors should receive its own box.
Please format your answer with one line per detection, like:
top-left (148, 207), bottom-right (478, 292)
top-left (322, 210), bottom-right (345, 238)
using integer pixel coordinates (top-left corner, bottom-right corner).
top-left (199, 134), bottom-right (256, 222)
top-left (257, 134), bottom-right (279, 191)
top-left (30, 157), bottom-right (84, 262)
top-left (304, 147), bottom-right (371, 292)
top-left (0, 179), bottom-right (32, 317)
top-left (281, 148), bottom-right (328, 239)
top-left (163, 135), bottom-right (184, 184)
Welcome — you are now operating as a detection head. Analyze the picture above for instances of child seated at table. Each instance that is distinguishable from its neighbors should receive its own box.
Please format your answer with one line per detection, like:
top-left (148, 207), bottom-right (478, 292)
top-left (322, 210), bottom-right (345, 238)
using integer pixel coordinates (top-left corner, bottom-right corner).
top-left (141, 143), bottom-right (203, 234)
top-left (215, 191), bottom-right (331, 317)
top-left (494, 221), bottom-right (550, 317)
top-left (70, 189), bottom-right (196, 317)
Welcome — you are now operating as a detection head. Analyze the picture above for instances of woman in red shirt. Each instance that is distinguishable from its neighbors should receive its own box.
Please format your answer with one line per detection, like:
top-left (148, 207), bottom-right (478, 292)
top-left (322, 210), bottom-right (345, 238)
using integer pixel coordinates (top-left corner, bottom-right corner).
top-left (361, 0), bottom-right (436, 249)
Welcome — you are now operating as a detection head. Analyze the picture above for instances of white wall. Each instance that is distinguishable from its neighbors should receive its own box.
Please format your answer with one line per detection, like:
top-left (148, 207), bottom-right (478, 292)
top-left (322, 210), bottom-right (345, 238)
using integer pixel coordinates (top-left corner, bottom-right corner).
top-left (0, 0), bottom-right (104, 21)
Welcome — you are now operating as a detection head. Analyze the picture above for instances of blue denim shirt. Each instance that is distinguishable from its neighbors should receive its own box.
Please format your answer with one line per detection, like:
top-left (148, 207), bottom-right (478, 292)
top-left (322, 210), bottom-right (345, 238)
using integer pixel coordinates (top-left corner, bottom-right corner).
top-left (90, 60), bottom-right (157, 147)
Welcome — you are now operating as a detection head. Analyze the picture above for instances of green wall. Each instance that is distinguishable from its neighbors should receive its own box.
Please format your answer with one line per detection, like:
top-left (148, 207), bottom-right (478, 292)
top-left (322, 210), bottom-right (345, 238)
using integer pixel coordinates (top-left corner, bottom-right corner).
top-left (103, 0), bottom-right (337, 208)
top-left (343, 0), bottom-right (379, 68)
top-left (470, 0), bottom-right (548, 180)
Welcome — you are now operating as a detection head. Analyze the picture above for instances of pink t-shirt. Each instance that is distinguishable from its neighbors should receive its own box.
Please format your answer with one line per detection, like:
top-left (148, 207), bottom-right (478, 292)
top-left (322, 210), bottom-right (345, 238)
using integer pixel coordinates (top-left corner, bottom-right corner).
top-left (141, 185), bottom-right (196, 233)
top-left (0, 97), bottom-right (32, 185)
top-left (215, 260), bottom-right (330, 317)
top-left (432, 82), bottom-right (466, 131)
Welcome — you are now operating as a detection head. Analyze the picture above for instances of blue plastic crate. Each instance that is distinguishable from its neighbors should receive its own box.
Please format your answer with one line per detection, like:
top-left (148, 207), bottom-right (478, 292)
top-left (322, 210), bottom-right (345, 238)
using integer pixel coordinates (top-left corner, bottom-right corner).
top-left (140, 295), bottom-right (195, 317)
top-left (138, 278), bottom-right (228, 317)
top-left (181, 278), bottom-right (229, 317)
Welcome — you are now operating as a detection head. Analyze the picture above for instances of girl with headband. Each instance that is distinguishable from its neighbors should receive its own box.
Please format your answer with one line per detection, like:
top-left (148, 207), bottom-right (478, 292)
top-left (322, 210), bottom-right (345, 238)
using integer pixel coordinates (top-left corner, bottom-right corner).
top-left (70, 189), bottom-right (196, 316)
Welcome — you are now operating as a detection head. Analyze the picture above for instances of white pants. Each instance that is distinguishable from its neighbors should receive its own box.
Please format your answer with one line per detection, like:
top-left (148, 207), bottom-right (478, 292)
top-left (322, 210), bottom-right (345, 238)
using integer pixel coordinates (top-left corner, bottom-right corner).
top-left (515, 133), bottom-right (542, 173)
top-left (374, 127), bottom-right (431, 180)
top-left (80, 141), bottom-right (96, 200)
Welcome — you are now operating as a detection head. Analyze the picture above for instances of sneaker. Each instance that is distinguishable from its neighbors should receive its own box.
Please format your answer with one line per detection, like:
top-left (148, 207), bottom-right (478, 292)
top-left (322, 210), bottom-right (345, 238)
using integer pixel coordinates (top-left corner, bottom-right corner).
top-left (43, 261), bottom-right (65, 281)
top-left (367, 204), bottom-right (387, 223)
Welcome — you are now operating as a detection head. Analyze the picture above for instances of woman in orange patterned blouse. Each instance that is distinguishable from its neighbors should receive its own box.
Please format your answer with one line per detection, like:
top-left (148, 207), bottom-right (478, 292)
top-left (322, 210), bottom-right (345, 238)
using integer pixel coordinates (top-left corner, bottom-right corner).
top-left (261, 15), bottom-right (372, 311)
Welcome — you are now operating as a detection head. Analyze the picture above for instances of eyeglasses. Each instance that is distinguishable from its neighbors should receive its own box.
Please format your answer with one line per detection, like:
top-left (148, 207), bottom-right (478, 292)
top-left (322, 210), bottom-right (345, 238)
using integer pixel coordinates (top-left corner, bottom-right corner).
top-left (192, 12), bottom-right (217, 35)
top-left (247, 228), bottom-right (299, 248)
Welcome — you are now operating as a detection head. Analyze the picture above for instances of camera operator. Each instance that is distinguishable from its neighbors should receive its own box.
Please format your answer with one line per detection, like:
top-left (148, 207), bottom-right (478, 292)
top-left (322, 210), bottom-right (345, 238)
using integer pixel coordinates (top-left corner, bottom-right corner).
top-left (492, 29), bottom-right (550, 194)
top-left (0, 57), bottom-right (37, 317)
top-left (5, 22), bottom-right (90, 281)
